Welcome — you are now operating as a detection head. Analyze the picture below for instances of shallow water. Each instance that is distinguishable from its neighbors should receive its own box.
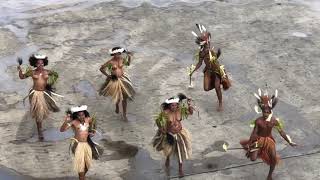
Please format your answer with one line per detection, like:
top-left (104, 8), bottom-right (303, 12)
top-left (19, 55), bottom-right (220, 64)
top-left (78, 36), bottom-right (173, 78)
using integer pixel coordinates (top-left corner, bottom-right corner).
top-left (0, 165), bottom-right (33, 180)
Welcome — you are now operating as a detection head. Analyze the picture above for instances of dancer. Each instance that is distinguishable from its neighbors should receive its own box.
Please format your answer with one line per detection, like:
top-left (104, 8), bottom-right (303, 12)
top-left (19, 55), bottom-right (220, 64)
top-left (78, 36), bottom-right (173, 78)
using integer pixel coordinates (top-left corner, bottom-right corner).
top-left (240, 89), bottom-right (297, 180)
top-left (17, 53), bottom-right (60, 140)
top-left (190, 24), bottom-right (231, 111)
top-left (99, 47), bottom-right (135, 121)
top-left (152, 93), bottom-right (194, 177)
top-left (60, 105), bottom-right (103, 180)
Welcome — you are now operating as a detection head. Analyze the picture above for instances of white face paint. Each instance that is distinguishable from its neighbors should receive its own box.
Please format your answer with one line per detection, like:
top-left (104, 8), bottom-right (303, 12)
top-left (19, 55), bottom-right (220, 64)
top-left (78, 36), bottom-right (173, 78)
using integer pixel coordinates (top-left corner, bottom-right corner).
top-left (266, 111), bottom-right (273, 122)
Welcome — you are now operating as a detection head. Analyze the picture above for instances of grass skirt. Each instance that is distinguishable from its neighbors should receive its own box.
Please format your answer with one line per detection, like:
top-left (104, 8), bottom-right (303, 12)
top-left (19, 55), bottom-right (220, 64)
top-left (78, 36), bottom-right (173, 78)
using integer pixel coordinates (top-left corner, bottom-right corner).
top-left (70, 141), bottom-right (93, 173)
top-left (152, 128), bottom-right (192, 163)
top-left (240, 136), bottom-right (280, 165)
top-left (28, 90), bottom-right (59, 122)
top-left (99, 73), bottom-right (135, 104)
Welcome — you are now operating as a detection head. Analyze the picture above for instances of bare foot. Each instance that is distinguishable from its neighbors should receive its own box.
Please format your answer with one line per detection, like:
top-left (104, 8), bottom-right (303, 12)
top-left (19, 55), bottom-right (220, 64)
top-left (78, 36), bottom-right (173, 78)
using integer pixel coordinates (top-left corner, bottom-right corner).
top-left (178, 170), bottom-right (184, 178)
top-left (165, 158), bottom-right (170, 168)
top-left (267, 175), bottom-right (272, 180)
top-left (115, 108), bottom-right (119, 114)
top-left (121, 114), bottom-right (128, 121)
top-left (38, 132), bottom-right (44, 141)
top-left (165, 165), bottom-right (170, 176)
top-left (217, 105), bottom-right (223, 112)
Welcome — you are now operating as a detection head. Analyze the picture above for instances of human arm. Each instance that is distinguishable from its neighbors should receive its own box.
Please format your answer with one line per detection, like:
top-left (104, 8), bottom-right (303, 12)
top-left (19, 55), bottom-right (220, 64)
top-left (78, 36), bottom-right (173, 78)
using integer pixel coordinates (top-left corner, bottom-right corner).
top-left (190, 52), bottom-right (203, 76)
top-left (99, 61), bottom-right (111, 77)
top-left (249, 120), bottom-right (259, 144)
top-left (60, 114), bottom-right (73, 132)
top-left (187, 98), bottom-right (194, 115)
top-left (125, 51), bottom-right (133, 66)
top-left (275, 119), bottom-right (297, 146)
top-left (17, 65), bottom-right (32, 79)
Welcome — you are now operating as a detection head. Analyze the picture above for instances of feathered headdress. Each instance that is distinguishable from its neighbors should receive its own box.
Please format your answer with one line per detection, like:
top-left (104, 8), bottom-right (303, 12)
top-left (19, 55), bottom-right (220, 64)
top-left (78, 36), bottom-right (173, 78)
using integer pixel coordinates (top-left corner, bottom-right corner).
top-left (191, 24), bottom-right (211, 47)
top-left (253, 88), bottom-right (279, 121)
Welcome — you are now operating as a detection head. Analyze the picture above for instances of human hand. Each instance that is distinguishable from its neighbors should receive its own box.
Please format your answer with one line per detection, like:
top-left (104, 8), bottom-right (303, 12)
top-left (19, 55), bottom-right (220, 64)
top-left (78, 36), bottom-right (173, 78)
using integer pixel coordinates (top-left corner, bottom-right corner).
top-left (89, 132), bottom-right (95, 137)
top-left (289, 142), bottom-right (297, 147)
top-left (187, 98), bottom-right (192, 105)
top-left (64, 114), bottom-right (71, 122)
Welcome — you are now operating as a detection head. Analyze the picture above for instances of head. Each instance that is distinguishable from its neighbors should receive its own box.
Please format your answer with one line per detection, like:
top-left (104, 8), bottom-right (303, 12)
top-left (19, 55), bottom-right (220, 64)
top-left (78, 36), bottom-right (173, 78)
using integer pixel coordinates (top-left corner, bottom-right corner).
top-left (69, 105), bottom-right (90, 121)
top-left (110, 46), bottom-right (126, 57)
top-left (161, 93), bottom-right (188, 112)
top-left (192, 24), bottom-right (211, 49)
top-left (169, 102), bottom-right (179, 112)
top-left (29, 54), bottom-right (48, 68)
top-left (254, 89), bottom-right (278, 120)
top-left (72, 110), bottom-right (90, 121)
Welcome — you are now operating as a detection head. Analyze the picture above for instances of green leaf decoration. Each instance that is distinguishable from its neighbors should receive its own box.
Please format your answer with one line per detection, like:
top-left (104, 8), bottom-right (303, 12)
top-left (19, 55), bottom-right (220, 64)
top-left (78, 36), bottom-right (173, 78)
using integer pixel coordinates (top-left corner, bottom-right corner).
top-left (123, 55), bottom-right (130, 66)
top-left (180, 103), bottom-right (189, 120)
top-left (47, 71), bottom-right (59, 86)
top-left (275, 118), bottom-right (284, 131)
top-left (194, 49), bottom-right (200, 63)
top-left (89, 114), bottom-right (97, 132)
top-left (107, 63), bottom-right (112, 71)
top-left (155, 111), bottom-right (168, 128)
top-left (249, 119), bottom-right (256, 128)
top-left (25, 66), bottom-right (33, 77)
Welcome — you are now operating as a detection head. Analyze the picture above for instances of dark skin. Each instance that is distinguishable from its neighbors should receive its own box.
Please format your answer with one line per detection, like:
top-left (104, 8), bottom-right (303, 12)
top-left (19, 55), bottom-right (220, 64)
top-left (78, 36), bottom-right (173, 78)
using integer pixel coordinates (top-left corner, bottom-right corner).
top-left (160, 99), bottom-right (193, 177)
top-left (245, 101), bottom-right (297, 180)
top-left (17, 59), bottom-right (51, 140)
top-left (100, 52), bottom-right (133, 121)
top-left (60, 111), bottom-right (93, 180)
top-left (190, 34), bottom-right (223, 111)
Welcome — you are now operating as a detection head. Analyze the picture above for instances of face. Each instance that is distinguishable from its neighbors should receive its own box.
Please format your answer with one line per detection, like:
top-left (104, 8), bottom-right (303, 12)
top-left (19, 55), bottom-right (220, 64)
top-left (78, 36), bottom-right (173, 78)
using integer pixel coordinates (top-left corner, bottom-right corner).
top-left (77, 111), bottom-right (86, 121)
top-left (169, 103), bottom-right (178, 112)
top-left (36, 59), bottom-right (44, 69)
top-left (199, 32), bottom-right (211, 46)
top-left (260, 97), bottom-right (271, 119)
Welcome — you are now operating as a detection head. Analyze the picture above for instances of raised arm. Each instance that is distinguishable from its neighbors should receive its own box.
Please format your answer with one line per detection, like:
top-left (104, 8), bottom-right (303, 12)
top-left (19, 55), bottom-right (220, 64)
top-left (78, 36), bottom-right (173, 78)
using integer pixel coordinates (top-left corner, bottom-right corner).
top-left (126, 52), bottom-right (133, 66)
top-left (187, 98), bottom-right (194, 115)
top-left (17, 65), bottom-right (29, 79)
top-left (60, 114), bottom-right (72, 132)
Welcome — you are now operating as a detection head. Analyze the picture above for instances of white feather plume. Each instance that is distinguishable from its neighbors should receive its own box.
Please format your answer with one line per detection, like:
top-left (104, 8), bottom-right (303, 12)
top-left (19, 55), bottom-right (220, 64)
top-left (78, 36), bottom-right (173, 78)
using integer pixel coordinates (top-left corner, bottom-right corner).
top-left (192, 31), bottom-right (198, 37)
top-left (254, 93), bottom-right (261, 100)
top-left (258, 88), bottom-right (262, 96)
top-left (254, 105), bottom-right (262, 114)
top-left (201, 25), bottom-right (206, 32)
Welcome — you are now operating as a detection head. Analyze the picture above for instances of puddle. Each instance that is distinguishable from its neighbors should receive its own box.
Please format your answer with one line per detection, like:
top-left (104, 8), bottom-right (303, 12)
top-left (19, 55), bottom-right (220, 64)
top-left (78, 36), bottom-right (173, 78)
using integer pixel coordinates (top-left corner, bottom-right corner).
top-left (120, 148), bottom-right (163, 180)
top-left (291, 32), bottom-right (308, 38)
top-left (0, 165), bottom-right (34, 180)
top-left (26, 127), bottom-right (104, 142)
top-left (100, 138), bottom-right (139, 161)
top-left (201, 140), bottom-right (230, 156)
top-left (72, 80), bottom-right (97, 98)
top-left (26, 128), bottom-right (73, 142)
